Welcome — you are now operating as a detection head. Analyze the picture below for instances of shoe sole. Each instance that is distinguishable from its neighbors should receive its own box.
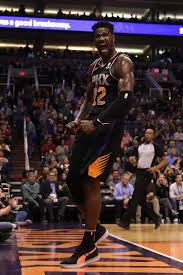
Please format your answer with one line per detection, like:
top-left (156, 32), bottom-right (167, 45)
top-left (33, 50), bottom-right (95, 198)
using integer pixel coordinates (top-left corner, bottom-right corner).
top-left (60, 255), bottom-right (100, 268)
top-left (95, 229), bottom-right (109, 245)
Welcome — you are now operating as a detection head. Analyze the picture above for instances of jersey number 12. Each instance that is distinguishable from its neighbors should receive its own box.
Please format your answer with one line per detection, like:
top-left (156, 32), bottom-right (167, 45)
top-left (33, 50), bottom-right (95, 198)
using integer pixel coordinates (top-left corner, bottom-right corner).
top-left (93, 87), bottom-right (106, 106)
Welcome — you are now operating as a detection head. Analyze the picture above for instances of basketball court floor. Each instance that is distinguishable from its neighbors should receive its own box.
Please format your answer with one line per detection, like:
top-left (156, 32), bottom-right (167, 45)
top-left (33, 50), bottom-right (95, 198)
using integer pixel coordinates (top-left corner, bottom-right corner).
top-left (1, 223), bottom-right (183, 275)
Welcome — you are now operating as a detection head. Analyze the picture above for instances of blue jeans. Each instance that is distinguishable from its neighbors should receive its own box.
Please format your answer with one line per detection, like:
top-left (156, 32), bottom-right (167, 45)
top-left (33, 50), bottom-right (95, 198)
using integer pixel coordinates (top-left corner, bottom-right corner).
top-left (171, 198), bottom-right (178, 211)
top-left (16, 211), bottom-right (27, 222)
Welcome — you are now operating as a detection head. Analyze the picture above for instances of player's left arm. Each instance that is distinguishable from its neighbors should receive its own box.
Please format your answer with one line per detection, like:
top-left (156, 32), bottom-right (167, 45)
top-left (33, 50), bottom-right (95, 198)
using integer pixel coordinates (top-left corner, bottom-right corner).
top-left (116, 55), bottom-right (134, 92)
top-left (93, 56), bottom-right (134, 125)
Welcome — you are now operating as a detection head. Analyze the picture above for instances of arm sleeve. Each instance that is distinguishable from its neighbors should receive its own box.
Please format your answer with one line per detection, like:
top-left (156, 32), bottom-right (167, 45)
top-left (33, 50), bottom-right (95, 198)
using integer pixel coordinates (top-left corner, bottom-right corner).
top-left (96, 92), bottom-right (132, 123)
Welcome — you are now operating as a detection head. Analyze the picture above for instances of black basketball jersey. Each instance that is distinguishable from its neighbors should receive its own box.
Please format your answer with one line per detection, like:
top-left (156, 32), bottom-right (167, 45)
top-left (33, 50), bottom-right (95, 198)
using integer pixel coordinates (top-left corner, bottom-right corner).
top-left (89, 52), bottom-right (121, 117)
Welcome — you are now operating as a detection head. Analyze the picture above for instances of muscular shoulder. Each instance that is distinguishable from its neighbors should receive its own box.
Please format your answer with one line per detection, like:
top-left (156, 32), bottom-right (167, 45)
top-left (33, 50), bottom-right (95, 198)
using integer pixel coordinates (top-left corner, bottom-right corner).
top-left (117, 54), bottom-right (133, 64)
top-left (112, 53), bottom-right (134, 79)
top-left (89, 58), bottom-right (100, 74)
top-left (115, 54), bottom-right (133, 71)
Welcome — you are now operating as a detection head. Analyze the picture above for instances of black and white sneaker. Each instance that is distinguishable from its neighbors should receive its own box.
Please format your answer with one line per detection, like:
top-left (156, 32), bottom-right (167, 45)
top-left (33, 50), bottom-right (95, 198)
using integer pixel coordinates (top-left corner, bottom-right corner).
top-left (95, 224), bottom-right (109, 245)
top-left (60, 241), bottom-right (100, 268)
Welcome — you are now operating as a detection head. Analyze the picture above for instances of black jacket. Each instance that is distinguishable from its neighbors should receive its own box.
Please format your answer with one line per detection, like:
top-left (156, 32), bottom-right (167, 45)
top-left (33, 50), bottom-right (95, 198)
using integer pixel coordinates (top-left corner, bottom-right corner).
top-left (156, 185), bottom-right (169, 199)
top-left (40, 180), bottom-right (71, 199)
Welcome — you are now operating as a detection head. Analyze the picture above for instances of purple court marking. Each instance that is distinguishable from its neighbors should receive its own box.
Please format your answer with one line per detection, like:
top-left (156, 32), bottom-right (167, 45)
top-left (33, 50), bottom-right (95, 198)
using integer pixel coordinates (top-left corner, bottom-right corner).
top-left (0, 16), bottom-right (183, 36)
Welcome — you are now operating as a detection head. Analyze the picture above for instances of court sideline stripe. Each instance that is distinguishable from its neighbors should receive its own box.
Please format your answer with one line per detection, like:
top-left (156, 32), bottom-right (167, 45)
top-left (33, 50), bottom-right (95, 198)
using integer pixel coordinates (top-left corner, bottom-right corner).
top-left (109, 233), bottom-right (183, 264)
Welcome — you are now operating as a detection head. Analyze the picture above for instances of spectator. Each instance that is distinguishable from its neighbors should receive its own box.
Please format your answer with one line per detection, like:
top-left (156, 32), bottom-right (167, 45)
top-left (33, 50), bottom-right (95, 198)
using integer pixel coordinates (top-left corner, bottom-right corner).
top-left (113, 174), bottom-right (134, 224)
top-left (174, 127), bottom-right (183, 151)
top-left (59, 156), bottom-right (69, 173)
top-left (41, 137), bottom-right (56, 155)
top-left (0, 159), bottom-right (9, 181)
top-left (0, 150), bottom-right (8, 164)
top-left (165, 167), bottom-right (176, 185)
top-left (0, 137), bottom-right (11, 159)
top-left (39, 166), bottom-right (50, 184)
top-left (40, 170), bottom-right (70, 223)
top-left (22, 170), bottom-right (45, 222)
top-left (0, 186), bottom-right (31, 225)
top-left (112, 157), bottom-right (123, 173)
top-left (26, 115), bottom-right (37, 158)
top-left (169, 174), bottom-right (183, 217)
top-left (124, 155), bottom-right (137, 174)
top-left (136, 181), bottom-right (160, 224)
top-left (106, 170), bottom-right (121, 189)
top-left (174, 127), bottom-right (183, 141)
top-left (166, 149), bottom-right (177, 166)
top-left (156, 174), bottom-right (178, 223)
top-left (13, 100), bottom-right (25, 138)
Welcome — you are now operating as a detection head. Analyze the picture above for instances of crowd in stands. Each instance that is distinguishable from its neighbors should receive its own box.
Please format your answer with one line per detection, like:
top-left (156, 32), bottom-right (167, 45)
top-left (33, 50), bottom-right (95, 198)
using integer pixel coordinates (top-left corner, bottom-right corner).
top-left (0, 47), bottom-right (183, 241)
top-left (0, 93), bottom-right (14, 183)
top-left (0, 4), bottom-right (182, 24)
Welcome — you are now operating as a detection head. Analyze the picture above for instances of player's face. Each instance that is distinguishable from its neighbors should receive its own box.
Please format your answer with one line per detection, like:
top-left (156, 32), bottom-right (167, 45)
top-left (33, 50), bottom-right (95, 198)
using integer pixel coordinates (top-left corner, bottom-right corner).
top-left (94, 27), bottom-right (115, 58)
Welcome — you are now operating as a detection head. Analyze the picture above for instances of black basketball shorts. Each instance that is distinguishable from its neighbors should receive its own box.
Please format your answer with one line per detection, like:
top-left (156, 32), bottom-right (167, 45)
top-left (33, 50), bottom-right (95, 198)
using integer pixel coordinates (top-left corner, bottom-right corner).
top-left (68, 118), bottom-right (124, 183)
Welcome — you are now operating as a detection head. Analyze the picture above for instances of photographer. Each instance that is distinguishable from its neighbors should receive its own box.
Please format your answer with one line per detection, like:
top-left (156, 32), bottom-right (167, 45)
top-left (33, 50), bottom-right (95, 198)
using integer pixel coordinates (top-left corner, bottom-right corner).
top-left (0, 193), bottom-right (19, 242)
top-left (0, 222), bottom-right (17, 242)
top-left (0, 186), bottom-right (30, 225)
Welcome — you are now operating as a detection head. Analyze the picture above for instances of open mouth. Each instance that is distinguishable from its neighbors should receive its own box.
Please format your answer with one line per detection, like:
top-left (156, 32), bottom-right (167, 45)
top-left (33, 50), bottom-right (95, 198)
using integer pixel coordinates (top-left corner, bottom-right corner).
top-left (99, 45), bottom-right (108, 53)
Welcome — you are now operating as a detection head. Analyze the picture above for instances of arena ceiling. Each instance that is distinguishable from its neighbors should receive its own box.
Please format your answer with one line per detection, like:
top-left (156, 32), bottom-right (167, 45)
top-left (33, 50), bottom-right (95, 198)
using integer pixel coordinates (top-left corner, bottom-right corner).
top-left (0, 0), bottom-right (182, 53)
top-left (2, 0), bottom-right (183, 10)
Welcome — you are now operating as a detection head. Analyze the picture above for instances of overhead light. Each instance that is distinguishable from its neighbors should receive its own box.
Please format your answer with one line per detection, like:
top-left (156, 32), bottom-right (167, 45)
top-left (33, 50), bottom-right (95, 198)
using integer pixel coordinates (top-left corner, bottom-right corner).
top-left (159, 13), bottom-right (183, 19)
top-left (44, 9), bottom-right (90, 16)
top-left (44, 45), bottom-right (147, 54)
top-left (0, 43), bottom-right (148, 54)
top-left (44, 9), bottom-right (57, 14)
top-left (44, 45), bottom-right (96, 51)
top-left (25, 9), bottom-right (34, 13)
top-left (0, 6), bottom-right (34, 13)
top-left (0, 43), bottom-right (33, 48)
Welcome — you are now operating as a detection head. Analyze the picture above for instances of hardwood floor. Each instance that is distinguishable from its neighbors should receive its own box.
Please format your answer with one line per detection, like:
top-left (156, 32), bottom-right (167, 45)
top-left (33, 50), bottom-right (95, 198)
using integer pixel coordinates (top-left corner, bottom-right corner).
top-left (0, 224), bottom-right (183, 275)
top-left (106, 223), bottom-right (183, 261)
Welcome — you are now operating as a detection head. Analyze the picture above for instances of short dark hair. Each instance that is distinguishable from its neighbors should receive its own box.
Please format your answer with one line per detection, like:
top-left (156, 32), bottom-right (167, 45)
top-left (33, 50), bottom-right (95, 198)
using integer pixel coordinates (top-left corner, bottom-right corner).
top-left (28, 169), bottom-right (36, 174)
top-left (92, 21), bottom-right (114, 33)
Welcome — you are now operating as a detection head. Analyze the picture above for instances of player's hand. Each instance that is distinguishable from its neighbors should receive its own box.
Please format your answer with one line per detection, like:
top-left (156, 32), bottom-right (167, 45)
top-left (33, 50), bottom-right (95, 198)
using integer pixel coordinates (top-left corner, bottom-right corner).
top-left (147, 167), bottom-right (157, 174)
top-left (80, 120), bottom-right (96, 134)
top-left (65, 120), bottom-right (80, 130)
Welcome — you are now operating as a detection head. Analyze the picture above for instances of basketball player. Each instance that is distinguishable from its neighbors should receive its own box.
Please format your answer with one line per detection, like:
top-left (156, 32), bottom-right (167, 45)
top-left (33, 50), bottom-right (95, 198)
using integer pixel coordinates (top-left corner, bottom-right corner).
top-left (60, 21), bottom-right (134, 268)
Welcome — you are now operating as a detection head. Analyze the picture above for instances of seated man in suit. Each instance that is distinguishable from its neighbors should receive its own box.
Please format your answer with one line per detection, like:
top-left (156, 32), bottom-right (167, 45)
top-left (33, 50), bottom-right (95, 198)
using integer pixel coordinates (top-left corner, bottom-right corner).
top-left (40, 170), bottom-right (70, 223)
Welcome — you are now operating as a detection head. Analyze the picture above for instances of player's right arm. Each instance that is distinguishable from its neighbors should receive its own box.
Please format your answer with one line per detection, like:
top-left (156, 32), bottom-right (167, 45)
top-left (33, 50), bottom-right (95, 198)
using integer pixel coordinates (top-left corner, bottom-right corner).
top-left (66, 64), bottom-right (94, 130)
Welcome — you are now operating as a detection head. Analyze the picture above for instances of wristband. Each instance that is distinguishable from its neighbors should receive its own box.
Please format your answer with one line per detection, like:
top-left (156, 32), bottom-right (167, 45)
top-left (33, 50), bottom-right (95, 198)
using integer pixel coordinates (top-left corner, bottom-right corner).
top-left (93, 118), bottom-right (110, 127)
